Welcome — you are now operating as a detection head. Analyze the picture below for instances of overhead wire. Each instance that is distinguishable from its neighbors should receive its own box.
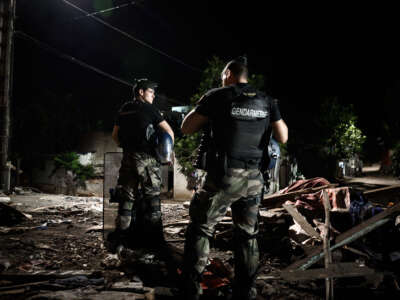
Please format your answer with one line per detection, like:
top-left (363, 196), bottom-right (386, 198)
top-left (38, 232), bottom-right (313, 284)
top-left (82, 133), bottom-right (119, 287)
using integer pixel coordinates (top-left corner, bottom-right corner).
top-left (60, 0), bottom-right (202, 73)
top-left (14, 31), bottom-right (187, 106)
top-left (15, 31), bottom-right (134, 87)
top-left (72, 1), bottom-right (136, 21)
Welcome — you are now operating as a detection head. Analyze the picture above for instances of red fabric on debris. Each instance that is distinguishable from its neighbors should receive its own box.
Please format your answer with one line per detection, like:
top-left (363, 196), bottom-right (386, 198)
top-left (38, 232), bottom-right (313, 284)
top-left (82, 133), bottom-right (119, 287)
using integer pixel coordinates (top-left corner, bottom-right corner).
top-left (200, 258), bottom-right (231, 290)
top-left (282, 177), bottom-right (350, 211)
top-left (200, 271), bottom-right (230, 290)
top-left (177, 258), bottom-right (231, 290)
top-left (280, 177), bottom-right (330, 194)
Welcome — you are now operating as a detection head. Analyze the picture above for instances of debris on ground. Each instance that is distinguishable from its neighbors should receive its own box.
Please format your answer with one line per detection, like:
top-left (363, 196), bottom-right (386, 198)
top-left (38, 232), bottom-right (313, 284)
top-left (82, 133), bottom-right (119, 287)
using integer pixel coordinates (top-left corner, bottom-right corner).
top-left (0, 178), bottom-right (400, 299)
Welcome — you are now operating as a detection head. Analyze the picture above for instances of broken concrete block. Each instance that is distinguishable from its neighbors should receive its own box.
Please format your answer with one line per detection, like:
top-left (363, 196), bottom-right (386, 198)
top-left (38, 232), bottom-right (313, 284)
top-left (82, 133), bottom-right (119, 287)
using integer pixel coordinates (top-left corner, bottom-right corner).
top-left (0, 197), bottom-right (11, 204)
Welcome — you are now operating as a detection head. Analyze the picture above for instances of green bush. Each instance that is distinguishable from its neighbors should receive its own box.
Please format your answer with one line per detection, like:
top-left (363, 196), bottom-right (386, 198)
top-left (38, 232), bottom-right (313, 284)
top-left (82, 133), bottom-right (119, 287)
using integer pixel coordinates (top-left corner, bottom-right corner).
top-left (52, 152), bottom-right (95, 187)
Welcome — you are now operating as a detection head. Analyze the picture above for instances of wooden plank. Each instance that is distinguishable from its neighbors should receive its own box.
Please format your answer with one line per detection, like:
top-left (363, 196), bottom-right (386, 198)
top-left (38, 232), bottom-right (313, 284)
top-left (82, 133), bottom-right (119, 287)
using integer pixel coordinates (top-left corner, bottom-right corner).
top-left (283, 204), bottom-right (321, 240)
top-left (163, 220), bottom-right (189, 227)
top-left (281, 263), bottom-right (375, 281)
top-left (322, 190), bottom-right (334, 300)
top-left (256, 275), bottom-right (280, 281)
top-left (285, 202), bottom-right (400, 271)
top-left (262, 184), bottom-right (339, 207)
top-left (165, 239), bottom-right (185, 243)
top-left (301, 218), bottom-right (390, 271)
top-left (0, 270), bottom-right (94, 281)
top-left (0, 288), bottom-right (27, 296)
top-left (363, 184), bottom-right (400, 196)
top-left (0, 280), bottom-right (49, 291)
top-left (342, 245), bottom-right (370, 258)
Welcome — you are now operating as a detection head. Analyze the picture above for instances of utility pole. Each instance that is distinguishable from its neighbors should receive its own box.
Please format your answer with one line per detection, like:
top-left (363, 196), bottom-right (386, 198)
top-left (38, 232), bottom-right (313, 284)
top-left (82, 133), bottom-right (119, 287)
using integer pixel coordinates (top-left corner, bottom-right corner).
top-left (0, 0), bottom-right (15, 193)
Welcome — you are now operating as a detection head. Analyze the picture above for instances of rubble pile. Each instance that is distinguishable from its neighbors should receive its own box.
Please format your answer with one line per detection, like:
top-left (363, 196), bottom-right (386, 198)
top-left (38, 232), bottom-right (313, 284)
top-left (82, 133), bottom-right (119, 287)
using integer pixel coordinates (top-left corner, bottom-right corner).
top-left (0, 180), bottom-right (399, 299)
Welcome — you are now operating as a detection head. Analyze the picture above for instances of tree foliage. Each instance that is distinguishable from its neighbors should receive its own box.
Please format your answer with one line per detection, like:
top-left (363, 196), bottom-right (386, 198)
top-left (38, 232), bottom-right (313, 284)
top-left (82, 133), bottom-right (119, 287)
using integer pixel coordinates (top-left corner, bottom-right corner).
top-left (319, 98), bottom-right (366, 159)
top-left (290, 97), bottom-right (367, 179)
top-left (330, 119), bottom-right (366, 159)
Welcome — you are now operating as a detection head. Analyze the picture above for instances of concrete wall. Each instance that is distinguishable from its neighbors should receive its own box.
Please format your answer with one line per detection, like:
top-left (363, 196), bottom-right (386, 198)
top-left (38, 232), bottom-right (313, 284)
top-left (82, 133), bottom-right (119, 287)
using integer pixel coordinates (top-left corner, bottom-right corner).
top-left (31, 159), bottom-right (103, 196)
top-left (29, 129), bottom-right (119, 195)
top-left (31, 159), bottom-right (65, 193)
top-left (78, 130), bottom-right (122, 167)
top-left (31, 131), bottom-right (192, 199)
top-left (173, 161), bottom-right (193, 201)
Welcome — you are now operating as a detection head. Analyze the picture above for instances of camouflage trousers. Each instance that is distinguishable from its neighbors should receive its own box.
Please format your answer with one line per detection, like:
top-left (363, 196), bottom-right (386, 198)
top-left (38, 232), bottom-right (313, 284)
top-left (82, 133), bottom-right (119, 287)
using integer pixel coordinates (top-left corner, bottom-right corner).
top-left (183, 167), bottom-right (263, 299)
top-left (115, 151), bottom-right (163, 243)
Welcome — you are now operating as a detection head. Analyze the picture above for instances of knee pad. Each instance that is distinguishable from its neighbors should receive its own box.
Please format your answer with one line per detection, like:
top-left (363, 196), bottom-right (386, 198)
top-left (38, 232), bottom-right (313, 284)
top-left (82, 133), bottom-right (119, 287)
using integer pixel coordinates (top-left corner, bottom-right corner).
top-left (116, 215), bottom-right (131, 230)
top-left (115, 186), bottom-right (136, 228)
top-left (142, 195), bottom-right (161, 224)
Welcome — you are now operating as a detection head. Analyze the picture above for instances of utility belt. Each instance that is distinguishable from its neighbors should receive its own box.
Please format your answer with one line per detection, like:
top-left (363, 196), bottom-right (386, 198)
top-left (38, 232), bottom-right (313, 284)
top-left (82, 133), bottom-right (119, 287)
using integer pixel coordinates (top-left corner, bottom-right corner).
top-left (195, 135), bottom-right (261, 171)
top-left (226, 156), bottom-right (262, 170)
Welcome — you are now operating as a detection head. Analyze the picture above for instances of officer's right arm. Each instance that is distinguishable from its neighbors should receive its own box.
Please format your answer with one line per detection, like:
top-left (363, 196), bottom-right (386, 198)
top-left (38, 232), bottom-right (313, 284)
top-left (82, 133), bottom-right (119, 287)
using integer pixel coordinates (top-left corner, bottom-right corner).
top-left (181, 110), bottom-right (208, 134)
top-left (112, 125), bottom-right (120, 146)
top-left (158, 120), bottom-right (175, 143)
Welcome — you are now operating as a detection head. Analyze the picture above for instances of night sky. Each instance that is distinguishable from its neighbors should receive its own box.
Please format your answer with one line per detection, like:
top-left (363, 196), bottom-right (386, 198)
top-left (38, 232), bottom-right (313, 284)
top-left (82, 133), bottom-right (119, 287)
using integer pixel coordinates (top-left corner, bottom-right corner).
top-left (12, 0), bottom-right (400, 162)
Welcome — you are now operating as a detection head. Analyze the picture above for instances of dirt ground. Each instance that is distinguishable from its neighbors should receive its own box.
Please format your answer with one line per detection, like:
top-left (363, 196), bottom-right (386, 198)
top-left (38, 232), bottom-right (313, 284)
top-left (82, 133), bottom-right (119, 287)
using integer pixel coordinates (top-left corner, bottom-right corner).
top-left (0, 168), bottom-right (399, 299)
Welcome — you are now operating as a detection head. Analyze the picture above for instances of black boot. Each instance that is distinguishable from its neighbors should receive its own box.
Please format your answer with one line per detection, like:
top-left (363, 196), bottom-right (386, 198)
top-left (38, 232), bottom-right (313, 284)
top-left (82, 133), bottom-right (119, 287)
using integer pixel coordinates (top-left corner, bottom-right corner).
top-left (106, 229), bottom-right (128, 253)
top-left (178, 267), bottom-right (202, 300)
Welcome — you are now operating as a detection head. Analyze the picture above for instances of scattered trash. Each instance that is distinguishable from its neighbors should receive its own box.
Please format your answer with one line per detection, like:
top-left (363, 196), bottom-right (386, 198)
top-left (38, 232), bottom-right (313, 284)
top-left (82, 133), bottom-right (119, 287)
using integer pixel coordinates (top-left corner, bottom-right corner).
top-left (164, 227), bottom-right (184, 235)
top-left (25, 289), bottom-right (145, 300)
top-left (0, 259), bottom-right (11, 272)
top-left (349, 192), bottom-right (383, 225)
top-left (22, 213), bottom-right (33, 220)
top-left (0, 226), bottom-right (34, 235)
top-left (85, 225), bottom-right (103, 233)
top-left (101, 254), bottom-right (121, 269)
top-left (0, 181), bottom-right (399, 299)
top-left (54, 275), bottom-right (104, 288)
top-left (139, 254), bottom-right (155, 264)
top-left (34, 243), bottom-right (59, 252)
top-left (36, 223), bottom-right (48, 230)
top-left (110, 280), bottom-right (144, 292)
top-left (0, 197), bottom-right (11, 204)
top-left (390, 251), bottom-right (400, 262)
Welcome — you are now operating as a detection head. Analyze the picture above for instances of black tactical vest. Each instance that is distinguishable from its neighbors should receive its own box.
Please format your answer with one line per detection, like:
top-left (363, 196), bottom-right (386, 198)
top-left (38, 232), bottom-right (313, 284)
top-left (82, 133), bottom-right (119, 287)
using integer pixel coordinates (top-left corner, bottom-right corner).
top-left (215, 84), bottom-right (270, 160)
